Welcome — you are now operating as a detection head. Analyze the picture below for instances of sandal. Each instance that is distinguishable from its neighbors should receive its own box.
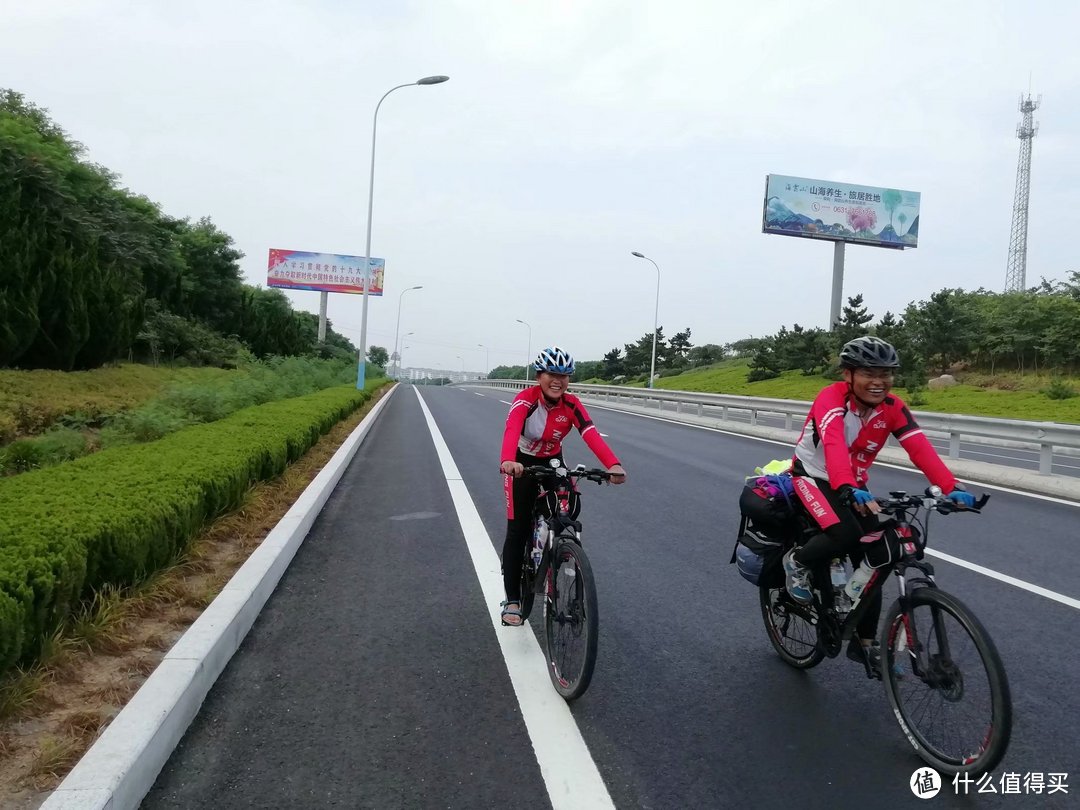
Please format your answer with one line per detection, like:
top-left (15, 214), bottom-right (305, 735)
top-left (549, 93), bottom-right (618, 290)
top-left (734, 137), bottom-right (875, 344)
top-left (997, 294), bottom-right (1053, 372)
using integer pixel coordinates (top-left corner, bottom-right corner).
top-left (500, 600), bottom-right (523, 626)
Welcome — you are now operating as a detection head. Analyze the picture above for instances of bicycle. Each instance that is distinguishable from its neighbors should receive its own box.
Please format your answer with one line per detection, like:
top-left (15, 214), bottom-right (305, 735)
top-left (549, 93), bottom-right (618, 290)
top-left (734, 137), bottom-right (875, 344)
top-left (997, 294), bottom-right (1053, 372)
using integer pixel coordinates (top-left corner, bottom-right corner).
top-left (516, 460), bottom-right (613, 700)
top-left (758, 486), bottom-right (1012, 775)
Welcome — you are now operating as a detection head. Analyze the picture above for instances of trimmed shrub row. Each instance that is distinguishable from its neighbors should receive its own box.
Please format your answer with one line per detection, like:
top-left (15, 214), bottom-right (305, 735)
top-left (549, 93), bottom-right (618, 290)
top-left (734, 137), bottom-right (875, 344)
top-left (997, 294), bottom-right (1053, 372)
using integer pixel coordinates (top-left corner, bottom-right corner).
top-left (0, 382), bottom-right (380, 677)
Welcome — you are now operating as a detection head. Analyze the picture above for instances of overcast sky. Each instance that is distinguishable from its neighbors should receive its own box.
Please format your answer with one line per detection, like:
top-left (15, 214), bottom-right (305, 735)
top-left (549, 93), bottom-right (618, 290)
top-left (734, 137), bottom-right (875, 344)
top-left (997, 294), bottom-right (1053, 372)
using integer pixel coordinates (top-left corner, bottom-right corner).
top-left (5, 1), bottom-right (1078, 373)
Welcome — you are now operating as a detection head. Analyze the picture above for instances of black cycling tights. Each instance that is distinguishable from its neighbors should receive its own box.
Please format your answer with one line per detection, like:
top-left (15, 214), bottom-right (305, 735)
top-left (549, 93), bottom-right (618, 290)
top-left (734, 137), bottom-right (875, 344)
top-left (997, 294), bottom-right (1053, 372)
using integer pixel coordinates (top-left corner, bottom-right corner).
top-left (794, 501), bottom-right (882, 642)
top-left (501, 453), bottom-right (562, 602)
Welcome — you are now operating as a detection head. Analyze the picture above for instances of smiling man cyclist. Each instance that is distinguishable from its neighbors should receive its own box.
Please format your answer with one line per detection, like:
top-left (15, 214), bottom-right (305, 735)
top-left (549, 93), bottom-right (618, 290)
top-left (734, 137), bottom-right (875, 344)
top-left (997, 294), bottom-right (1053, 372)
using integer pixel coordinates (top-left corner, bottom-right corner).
top-left (498, 346), bottom-right (626, 626)
top-left (783, 336), bottom-right (976, 677)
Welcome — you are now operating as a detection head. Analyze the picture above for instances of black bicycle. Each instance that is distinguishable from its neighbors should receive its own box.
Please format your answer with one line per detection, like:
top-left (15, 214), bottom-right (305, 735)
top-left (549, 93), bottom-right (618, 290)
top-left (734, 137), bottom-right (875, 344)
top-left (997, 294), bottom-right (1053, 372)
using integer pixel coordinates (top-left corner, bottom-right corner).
top-left (759, 487), bottom-right (1012, 775)
top-left (517, 461), bottom-right (613, 700)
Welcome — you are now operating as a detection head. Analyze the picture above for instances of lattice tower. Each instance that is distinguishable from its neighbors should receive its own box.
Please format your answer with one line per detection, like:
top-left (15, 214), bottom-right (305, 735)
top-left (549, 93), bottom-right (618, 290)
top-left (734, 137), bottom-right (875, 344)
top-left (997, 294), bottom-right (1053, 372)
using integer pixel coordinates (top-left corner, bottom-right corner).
top-left (1005, 93), bottom-right (1040, 291)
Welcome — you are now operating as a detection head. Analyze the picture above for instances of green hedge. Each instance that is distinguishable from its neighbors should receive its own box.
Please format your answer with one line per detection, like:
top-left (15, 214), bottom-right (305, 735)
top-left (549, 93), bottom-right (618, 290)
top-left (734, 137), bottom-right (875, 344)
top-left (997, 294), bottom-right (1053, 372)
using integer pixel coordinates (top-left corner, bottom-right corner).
top-left (0, 382), bottom-right (381, 676)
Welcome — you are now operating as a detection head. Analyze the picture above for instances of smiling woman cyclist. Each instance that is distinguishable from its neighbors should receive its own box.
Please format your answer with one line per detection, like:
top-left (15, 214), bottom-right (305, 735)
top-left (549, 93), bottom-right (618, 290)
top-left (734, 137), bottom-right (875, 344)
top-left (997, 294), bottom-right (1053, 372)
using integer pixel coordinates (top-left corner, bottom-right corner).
top-left (498, 346), bottom-right (627, 626)
top-left (783, 336), bottom-right (977, 676)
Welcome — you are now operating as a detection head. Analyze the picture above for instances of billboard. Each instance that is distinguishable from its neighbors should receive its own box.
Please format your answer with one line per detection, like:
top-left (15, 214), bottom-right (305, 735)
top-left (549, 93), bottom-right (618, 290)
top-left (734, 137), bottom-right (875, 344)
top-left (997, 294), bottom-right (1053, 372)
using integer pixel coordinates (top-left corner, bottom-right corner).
top-left (266, 248), bottom-right (384, 295)
top-left (762, 175), bottom-right (920, 249)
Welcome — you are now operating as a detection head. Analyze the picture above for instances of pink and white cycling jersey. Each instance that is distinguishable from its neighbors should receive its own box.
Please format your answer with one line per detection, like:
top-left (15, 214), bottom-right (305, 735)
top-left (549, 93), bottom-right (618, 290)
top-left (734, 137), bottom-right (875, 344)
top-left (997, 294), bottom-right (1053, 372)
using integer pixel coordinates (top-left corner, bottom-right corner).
top-left (793, 381), bottom-right (956, 492)
top-left (500, 386), bottom-right (619, 468)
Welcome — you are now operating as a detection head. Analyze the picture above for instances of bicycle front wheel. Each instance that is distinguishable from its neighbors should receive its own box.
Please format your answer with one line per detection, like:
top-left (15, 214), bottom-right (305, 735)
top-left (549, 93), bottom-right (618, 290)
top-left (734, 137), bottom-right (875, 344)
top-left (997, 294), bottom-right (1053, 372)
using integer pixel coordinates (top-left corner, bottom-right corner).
top-left (544, 538), bottom-right (599, 700)
top-left (518, 560), bottom-right (536, 621)
top-left (882, 587), bottom-right (1012, 775)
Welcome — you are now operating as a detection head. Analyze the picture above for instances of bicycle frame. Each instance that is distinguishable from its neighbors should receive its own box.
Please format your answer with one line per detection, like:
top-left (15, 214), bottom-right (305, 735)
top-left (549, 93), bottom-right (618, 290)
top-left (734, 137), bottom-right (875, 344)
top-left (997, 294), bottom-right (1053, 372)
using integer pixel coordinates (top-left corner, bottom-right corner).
top-left (802, 490), bottom-right (986, 659)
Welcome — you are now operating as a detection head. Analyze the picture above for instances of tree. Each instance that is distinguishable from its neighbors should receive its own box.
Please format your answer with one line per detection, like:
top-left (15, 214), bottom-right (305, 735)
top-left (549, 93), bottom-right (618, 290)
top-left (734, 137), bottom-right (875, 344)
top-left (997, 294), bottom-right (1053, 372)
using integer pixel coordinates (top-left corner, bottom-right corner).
top-left (688, 344), bottom-right (726, 366)
top-left (174, 217), bottom-right (245, 332)
top-left (601, 347), bottom-right (624, 379)
top-left (667, 328), bottom-right (693, 368)
top-left (903, 289), bottom-right (978, 372)
top-left (787, 324), bottom-right (832, 375)
top-left (367, 346), bottom-right (389, 368)
top-left (727, 338), bottom-right (764, 358)
top-left (623, 328), bottom-right (666, 377)
top-left (747, 338), bottom-right (781, 382)
top-left (834, 293), bottom-right (874, 344)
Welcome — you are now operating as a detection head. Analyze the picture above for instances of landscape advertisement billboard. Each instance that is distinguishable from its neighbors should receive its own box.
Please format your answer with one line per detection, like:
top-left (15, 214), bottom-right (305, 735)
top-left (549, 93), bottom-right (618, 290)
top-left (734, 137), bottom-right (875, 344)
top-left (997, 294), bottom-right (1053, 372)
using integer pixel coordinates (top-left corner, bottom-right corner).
top-left (762, 174), bottom-right (920, 249)
top-left (266, 248), bottom-right (384, 295)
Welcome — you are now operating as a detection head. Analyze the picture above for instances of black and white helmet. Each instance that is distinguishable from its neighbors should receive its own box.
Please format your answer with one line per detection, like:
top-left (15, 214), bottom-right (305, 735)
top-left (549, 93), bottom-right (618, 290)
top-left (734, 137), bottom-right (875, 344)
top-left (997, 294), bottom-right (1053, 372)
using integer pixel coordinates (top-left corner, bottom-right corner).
top-left (839, 336), bottom-right (900, 369)
top-left (533, 346), bottom-right (575, 374)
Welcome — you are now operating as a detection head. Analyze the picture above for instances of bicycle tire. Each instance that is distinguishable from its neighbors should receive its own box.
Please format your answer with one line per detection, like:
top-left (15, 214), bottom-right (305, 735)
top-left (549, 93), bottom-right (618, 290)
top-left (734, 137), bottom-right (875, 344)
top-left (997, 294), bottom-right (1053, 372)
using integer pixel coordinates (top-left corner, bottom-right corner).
top-left (759, 584), bottom-right (825, 669)
top-left (882, 587), bottom-right (1012, 775)
top-left (544, 538), bottom-right (599, 700)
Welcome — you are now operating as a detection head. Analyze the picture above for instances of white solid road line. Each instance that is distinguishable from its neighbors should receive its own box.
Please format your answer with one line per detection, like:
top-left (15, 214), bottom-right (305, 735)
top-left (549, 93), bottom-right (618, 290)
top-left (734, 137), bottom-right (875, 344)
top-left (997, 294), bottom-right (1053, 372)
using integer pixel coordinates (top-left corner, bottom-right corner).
top-left (926, 548), bottom-right (1080, 612)
top-left (413, 388), bottom-right (615, 810)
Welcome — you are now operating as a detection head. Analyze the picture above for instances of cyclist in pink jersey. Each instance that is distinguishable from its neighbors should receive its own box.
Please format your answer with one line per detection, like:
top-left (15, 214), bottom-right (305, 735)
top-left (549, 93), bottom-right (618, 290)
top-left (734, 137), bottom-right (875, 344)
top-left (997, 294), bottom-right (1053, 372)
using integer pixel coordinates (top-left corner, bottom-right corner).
top-left (498, 346), bottom-right (626, 626)
top-left (783, 336), bottom-right (977, 677)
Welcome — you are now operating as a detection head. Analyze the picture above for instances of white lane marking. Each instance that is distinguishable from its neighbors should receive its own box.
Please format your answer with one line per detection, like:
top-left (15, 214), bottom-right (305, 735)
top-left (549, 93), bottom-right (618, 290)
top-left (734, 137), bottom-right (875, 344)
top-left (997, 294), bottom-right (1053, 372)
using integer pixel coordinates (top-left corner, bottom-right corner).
top-left (500, 400), bottom-right (513, 406)
top-left (583, 402), bottom-right (1080, 508)
top-left (474, 392), bottom-right (486, 397)
top-left (413, 388), bottom-right (615, 810)
top-left (926, 548), bottom-right (1080, 612)
top-left (599, 433), bottom-right (609, 437)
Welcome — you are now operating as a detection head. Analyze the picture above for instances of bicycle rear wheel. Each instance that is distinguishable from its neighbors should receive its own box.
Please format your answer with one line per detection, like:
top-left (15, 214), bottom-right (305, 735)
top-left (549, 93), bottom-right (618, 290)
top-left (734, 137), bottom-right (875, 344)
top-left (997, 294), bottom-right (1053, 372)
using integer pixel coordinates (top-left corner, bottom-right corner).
top-left (759, 584), bottom-right (824, 668)
top-left (882, 587), bottom-right (1012, 775)
top-left (544, 538), bottom-right (598, 700)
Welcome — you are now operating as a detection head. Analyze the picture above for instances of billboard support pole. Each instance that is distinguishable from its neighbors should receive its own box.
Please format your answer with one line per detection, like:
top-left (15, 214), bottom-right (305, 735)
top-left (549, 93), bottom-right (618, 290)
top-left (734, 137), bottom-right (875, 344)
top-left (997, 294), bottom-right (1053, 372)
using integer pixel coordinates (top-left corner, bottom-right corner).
top-left (318, 292), bottom-right (328, 343)
top-left (830, 241), bottom-right (845, 329)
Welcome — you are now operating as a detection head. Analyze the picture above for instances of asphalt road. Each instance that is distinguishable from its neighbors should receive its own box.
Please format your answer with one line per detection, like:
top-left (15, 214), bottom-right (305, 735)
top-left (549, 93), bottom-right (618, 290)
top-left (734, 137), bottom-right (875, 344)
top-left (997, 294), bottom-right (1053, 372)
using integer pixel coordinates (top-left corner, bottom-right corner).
top-left (144, 385), bottom-right (1079, 809)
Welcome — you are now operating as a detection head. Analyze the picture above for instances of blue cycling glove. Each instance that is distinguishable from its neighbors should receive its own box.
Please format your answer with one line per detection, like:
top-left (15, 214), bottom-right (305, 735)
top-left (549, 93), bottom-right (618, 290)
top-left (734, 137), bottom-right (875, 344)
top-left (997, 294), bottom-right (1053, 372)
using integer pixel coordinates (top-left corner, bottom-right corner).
top-left (948, 489), bottom-right (976, 508)
top-left (840, 486), bottom-right (875, 506)
top-left (851, 488), bottom-right (875, 506)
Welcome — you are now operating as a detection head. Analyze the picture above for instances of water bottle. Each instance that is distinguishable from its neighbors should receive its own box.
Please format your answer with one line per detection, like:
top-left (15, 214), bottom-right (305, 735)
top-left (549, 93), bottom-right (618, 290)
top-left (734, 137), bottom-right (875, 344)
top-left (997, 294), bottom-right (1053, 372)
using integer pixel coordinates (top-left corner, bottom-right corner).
top-left (845, 561), bottom-right (873, 602)
top-left (531, 518), bottom-right (546, 566)
top-left (830, 559), bottom-right (852, 612)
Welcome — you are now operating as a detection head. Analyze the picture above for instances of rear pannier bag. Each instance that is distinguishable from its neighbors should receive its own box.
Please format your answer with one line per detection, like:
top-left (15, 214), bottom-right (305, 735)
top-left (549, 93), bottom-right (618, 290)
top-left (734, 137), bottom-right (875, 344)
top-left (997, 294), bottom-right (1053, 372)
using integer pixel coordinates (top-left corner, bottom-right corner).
top-left (730, 480), bottom-right (798, 587)
top-left (732, 519), bottom-right (786, 586)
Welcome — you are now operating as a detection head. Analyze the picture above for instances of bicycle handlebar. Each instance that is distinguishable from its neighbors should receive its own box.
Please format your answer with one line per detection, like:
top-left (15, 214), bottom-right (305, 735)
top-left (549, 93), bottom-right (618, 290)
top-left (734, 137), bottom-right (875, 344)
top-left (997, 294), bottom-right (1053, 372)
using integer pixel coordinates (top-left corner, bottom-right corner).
top-left (875, 489), bottom-right (990, 515)
top-left (520, 464), bottom-right (615, 485)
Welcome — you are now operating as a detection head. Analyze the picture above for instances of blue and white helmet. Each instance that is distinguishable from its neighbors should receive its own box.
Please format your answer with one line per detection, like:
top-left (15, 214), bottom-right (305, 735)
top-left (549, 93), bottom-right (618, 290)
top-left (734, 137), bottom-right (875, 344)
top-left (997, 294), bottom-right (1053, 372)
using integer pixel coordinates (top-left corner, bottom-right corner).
top-left (533, 346), bottom-right (575, 374)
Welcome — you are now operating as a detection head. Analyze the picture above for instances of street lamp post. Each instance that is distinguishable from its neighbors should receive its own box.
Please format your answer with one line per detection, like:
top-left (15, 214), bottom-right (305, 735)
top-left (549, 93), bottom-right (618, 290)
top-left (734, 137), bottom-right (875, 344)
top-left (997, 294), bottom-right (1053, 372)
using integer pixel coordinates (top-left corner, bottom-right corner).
top-left (394, 331), bottom-right (414, 378)
top-left (515, 318), bottom-right (532, 381)
top-left (631, 251), bottom-right (662, 389)
top-left (455, 355), bottom-right (464, 382)
top-left (356, 75), bottom-right (449, 390)
top-left (477, 343), bottom-right (490, 378)
top-left (393, 286), bottom-right (423, 378)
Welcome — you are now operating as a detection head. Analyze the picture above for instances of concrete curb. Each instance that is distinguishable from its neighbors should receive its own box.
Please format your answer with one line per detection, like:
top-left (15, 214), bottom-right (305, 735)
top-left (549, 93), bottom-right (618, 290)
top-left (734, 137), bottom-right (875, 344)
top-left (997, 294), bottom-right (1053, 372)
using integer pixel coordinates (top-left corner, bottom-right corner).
top-left (41, 385), bottom-right (399, 810)
top-left (579, 395), bottom-right (1080, 503)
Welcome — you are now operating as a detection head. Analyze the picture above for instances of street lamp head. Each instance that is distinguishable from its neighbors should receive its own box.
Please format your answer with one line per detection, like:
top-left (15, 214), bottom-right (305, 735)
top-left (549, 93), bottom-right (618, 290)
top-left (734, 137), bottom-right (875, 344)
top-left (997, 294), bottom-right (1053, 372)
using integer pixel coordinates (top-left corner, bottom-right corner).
top-left (417, 75), bottom-right (450, 85)
top-left (411, 285), bottom-right (424, 291)
top-left (516, 318), bottom-right (527, 325)
top-left (631, 251), bottom-right (645, 258)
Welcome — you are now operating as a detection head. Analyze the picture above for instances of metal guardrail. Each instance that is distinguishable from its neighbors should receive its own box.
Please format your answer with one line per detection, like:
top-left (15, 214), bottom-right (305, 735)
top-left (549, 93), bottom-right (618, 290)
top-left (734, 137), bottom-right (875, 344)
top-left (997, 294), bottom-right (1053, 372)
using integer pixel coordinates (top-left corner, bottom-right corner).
top-left (463, 379), bottom-right (1080, 475)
